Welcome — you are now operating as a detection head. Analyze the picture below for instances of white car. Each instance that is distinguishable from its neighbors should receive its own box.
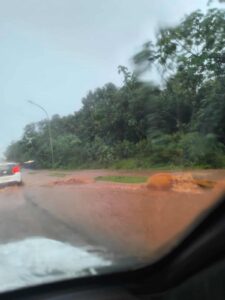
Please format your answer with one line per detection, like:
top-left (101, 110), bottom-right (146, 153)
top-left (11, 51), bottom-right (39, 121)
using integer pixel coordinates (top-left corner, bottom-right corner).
top-left (0, 162), bottom-right (22, 186)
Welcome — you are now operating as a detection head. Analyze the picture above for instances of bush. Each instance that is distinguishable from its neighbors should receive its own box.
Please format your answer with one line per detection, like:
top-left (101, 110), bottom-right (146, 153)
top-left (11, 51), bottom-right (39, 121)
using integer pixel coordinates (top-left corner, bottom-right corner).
top-left (113, 140), bottom-right (136, 159)
top-left (149, 134), bottom-right (182, 165)
top-left (85, 137), bottom-right (115, 165)
top-left (179, 133), bottom-right (225, 167)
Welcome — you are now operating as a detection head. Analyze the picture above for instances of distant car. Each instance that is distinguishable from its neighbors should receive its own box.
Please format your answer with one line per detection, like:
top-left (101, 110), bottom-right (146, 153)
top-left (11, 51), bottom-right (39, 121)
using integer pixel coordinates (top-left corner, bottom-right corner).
top-left (23, 160), bottom-right (36, 169)
top-left (0, 162), bottom-right (22, 186)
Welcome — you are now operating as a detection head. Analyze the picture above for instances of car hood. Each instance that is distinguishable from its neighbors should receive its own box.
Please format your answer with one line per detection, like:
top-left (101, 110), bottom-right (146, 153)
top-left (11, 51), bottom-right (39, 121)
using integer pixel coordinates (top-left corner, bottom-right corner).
top-left (0, 237), bottom-right (112, 292)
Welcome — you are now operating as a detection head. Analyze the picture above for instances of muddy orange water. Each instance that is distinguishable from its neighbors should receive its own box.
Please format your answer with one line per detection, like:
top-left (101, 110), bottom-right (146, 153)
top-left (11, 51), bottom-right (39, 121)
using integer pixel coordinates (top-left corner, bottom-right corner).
top-left (24, 169), bottom-right (225, 262)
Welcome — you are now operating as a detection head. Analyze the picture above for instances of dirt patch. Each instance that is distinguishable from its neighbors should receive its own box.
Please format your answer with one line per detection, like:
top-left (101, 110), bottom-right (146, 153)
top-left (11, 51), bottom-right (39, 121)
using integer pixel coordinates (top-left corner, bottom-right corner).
top-left (146, 173), bottom-right (173, 190)
top-left (50, 172), bottom-right (219, 194)
top-left (50, 177), bottom-right (93, 186)
top-left (147, 172), bottom-right (217, 193)
top-left (193, 178), bottom-right (216, 189)
top-left (172, 173), bottom-right (201, 193)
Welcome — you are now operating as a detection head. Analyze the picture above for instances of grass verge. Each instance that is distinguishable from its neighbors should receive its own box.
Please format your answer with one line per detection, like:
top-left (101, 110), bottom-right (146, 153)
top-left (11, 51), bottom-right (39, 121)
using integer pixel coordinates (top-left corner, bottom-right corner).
top-left (95, 175), bottom-right (148, 184)
top-left (48, 172), bottom-right (70, 177)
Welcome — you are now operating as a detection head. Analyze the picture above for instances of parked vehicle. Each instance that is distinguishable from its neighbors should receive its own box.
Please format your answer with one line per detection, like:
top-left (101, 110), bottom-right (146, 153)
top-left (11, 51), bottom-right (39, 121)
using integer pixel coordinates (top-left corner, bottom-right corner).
top-left (0, 162), bottom-right (22, 186)
top-left (23, 160), bottom-right (36, 170)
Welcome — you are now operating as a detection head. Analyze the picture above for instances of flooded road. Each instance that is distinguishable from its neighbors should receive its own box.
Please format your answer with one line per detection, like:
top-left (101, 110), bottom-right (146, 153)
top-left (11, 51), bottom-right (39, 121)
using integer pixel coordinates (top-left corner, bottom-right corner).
top-left (0, 169), bottom-right (224, 265)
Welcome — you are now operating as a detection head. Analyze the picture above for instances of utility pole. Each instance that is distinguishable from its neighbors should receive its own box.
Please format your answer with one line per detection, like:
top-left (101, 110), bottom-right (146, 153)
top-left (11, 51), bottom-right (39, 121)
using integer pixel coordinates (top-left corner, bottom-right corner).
top-left (28, 100), bottom-right (54, 168)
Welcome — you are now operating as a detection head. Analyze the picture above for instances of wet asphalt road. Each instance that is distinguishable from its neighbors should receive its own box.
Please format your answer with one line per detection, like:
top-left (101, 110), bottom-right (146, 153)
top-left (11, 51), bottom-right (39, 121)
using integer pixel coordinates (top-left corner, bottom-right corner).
top-left (0, 183), bottom-right (89, 248)
top-left (0, 169), bottom-right (221, 264)
top-left (0, 170), bottom-right (134, 263)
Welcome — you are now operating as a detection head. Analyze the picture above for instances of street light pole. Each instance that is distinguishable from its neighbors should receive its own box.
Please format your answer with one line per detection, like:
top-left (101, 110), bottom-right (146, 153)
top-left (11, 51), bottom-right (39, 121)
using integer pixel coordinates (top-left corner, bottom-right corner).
top-left (28, 100), bottom-right (54, 168)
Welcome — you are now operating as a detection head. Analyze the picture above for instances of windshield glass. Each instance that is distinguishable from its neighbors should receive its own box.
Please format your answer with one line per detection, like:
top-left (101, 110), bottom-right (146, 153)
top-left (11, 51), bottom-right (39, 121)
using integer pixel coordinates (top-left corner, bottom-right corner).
top-left (0, 0), bottom-right (225, 293)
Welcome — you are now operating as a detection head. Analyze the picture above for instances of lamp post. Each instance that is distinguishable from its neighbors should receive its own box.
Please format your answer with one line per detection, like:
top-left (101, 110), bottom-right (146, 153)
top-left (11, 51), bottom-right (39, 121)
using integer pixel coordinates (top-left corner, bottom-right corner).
top-left (28, 100), bottom-right (54, 168)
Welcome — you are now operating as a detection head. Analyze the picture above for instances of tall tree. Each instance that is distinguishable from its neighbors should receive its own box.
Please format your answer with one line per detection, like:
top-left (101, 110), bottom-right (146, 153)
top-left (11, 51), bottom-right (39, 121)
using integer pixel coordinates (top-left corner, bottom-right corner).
top-left (133, 8), bottom-right (225, 84)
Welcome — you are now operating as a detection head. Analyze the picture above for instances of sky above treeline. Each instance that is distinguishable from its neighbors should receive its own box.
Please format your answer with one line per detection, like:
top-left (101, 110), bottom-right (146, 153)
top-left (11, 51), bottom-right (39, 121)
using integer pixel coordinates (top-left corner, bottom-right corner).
top-left (0, 0), bottom-right (218, 157)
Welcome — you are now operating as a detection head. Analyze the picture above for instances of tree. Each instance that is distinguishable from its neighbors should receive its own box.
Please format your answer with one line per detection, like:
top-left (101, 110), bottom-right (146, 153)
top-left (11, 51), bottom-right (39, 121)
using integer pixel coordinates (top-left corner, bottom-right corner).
top-left (133, 8), bottom-right (225, 84)
top-left (5, 7), bottom-right (225, 169)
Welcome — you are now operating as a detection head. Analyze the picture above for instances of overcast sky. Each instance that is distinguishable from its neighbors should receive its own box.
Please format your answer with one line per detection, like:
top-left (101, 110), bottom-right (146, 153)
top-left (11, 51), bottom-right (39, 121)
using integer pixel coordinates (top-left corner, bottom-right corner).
top-left (0, 0), bottom-right (214, 156)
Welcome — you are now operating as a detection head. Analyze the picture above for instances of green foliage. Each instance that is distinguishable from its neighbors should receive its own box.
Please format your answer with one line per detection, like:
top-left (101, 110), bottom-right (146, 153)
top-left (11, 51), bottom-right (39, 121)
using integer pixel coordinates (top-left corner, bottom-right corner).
top-left (179, 133), bottom-right (225, 167)
top-left (134, 8), bottom-right (225, 82)
top-left (95, 175), bottom-right (147, 184)
top-left (111, 158), bottom-right (142, 169)
top-left (48, 172), bottom-right (69, 177)
top-left (5, 6), bottom-right (225, 170)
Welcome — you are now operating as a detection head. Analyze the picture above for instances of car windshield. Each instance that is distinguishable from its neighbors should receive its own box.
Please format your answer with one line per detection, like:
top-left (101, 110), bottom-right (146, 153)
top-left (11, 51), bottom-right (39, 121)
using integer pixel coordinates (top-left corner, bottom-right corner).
top-left (0, 0), bottom-right (225, 293)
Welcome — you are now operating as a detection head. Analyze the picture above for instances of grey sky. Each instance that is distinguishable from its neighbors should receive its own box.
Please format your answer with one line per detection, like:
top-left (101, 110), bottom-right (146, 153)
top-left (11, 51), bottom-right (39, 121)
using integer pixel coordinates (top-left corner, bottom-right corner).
top-left (0, 0), bottom-right (213, 156)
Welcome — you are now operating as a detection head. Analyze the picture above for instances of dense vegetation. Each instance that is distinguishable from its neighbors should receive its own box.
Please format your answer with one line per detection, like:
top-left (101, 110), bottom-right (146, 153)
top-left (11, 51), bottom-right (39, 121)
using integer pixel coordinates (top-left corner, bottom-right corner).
top-left (6, 7), bottom-right (225, 169)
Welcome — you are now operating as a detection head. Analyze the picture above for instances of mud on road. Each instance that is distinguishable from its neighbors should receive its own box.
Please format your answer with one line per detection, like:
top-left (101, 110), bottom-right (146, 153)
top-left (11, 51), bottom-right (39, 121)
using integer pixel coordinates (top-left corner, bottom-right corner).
top-left (0, 168), bottom-right (224, 264)
top-left (5, 168), bottom-right (221, 264)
